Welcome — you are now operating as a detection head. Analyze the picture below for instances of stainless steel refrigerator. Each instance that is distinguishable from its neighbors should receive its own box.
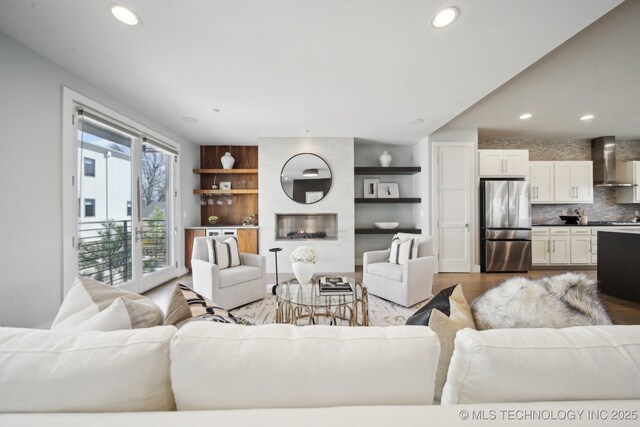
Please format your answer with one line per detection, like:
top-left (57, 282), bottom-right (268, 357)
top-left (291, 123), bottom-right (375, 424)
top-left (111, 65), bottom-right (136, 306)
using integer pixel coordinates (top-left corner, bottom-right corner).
top-left (480, 180), bottom-right (532, 272)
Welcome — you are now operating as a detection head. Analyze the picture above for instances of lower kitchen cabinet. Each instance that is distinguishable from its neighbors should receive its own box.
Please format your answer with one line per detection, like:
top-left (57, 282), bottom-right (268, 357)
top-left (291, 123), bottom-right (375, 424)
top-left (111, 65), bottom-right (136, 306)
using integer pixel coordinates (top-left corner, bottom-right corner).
top-left (531, 228), bottom-right (550, 264)
top-left (549, 231), bottom-right (571, 264)
top-left (570, 233), bottom-right (592, 264)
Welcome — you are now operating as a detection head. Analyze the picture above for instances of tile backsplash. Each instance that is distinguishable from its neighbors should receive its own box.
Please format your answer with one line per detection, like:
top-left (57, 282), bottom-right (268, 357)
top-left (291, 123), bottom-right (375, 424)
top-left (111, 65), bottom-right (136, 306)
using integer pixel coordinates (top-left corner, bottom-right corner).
top-left (479, 138), bottom-right (640, 223)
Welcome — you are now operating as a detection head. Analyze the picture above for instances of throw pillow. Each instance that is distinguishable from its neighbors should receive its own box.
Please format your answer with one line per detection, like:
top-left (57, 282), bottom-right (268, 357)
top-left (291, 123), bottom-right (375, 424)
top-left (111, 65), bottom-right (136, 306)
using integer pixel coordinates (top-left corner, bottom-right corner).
top-left (388, 235), bottom-right (419, 265)
top-left (163, 284), bottom-right (193, 326)
top-left (470, 272), bottom-right (612, 330)
top-left (207, 237), bottom-right (241, 269)
top-left (406, 284), bottom-right (476, 403)
top-left (172, 284), bottom-right (253, 327)
top-left (51, 276), bottom-right (164, 331)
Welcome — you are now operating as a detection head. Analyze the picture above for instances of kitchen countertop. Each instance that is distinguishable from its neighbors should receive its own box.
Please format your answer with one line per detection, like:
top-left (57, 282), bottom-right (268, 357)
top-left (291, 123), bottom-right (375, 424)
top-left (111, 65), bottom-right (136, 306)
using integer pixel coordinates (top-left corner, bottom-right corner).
top-left (185, 225), bottom-right (259, 229)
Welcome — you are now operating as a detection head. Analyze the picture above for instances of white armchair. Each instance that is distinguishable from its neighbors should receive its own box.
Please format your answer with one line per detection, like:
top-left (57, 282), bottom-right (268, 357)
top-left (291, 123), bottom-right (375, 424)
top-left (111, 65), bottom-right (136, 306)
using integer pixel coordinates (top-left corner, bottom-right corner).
top-left (191, 236), bottom-right (266, 310)
top-left (363, 234), bottom-right (435, 307)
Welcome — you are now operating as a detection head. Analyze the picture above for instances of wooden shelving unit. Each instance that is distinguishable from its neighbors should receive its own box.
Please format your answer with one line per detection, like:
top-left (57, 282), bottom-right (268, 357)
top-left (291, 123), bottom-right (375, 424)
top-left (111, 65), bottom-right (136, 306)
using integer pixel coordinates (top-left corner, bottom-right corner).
top-left (193, 168), bottom-right (258, 174)
top-left (193, 189), bottom-right (259, 195)
top-left (354, 198), bottom-right (421, 204)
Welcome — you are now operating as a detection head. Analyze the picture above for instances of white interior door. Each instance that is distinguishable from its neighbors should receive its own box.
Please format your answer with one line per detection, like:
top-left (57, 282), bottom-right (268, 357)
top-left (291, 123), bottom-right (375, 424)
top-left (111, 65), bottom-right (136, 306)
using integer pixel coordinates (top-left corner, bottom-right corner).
top-left (434, 143), bottom-right (473, 272)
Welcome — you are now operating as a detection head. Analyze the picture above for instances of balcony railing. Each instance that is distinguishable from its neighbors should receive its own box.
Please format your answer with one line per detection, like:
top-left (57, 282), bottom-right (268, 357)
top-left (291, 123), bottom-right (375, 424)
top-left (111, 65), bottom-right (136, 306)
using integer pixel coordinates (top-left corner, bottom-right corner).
top-left (78, 219), bottom-right (168, 286)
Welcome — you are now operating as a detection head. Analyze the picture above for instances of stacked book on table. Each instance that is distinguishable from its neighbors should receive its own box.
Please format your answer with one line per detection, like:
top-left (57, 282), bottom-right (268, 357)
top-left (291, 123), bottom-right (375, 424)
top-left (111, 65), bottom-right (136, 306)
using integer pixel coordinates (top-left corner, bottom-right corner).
top-left (319, 276), bottom-right (353, 295)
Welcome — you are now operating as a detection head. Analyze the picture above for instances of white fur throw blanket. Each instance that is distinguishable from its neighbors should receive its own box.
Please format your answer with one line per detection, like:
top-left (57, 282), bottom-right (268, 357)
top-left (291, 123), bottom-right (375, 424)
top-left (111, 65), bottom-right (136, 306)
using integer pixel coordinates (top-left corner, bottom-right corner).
top-left (470, 273), bottom-right (612, 330)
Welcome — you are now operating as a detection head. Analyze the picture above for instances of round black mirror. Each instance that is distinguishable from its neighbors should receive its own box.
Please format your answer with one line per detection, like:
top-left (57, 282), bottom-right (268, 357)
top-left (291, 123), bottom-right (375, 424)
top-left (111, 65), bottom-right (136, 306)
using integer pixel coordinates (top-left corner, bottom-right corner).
top-left (280, 153), bottom-right (332, 204)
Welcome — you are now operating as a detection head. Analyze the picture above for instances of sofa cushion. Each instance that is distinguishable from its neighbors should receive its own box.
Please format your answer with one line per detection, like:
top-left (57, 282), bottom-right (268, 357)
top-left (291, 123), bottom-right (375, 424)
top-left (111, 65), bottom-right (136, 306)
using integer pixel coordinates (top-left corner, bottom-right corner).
top-left (367, 262), bottom-right (403, 282)
top-left (406, 284), bottom-right (476, 403)
top-left (0, 326), bottom-right (176, 413)
top-left (170, 322), bottom-right (441, 409)
top-left (51, 276), bottom-right (164, 331)
top-left (441, 325), bottom-right (640, 405)
top-left (163, 284), bottom-right (194, 326)
top-left (219, 265), bottom-right (262, 289)
top-left (207, 237), bottom-right (240, 269)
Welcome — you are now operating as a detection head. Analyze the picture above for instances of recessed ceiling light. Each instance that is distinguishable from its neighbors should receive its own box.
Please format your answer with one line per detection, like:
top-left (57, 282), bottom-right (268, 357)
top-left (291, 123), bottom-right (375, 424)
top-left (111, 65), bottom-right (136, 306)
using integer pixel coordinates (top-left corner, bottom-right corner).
top-left (181, 116), bottom-right (198, 124)
top-left (210, 108), bottom-right (220, 113)
top-left (409, 118), bottom-right (425, 125)
top-left (110, 5), bottom-right (140, 26)
top-left (519, 113), bottom-right (533, 120)
top-left (431, 7), bottom-right (459, 28)
top-left (580, 114), bottom-right (595, 121)
top-left (302, 169), bottom-right (319, 177)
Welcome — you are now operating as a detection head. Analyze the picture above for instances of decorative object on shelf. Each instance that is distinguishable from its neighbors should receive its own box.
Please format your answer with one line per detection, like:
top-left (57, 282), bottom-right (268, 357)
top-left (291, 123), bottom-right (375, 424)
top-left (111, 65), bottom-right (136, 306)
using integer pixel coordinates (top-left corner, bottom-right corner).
top-left (220, 181), bottom-right (232, 190)
top-left (378, 182), bottom-right (399, 198)
top-left (379, 151), bottom-right (392, 167)
top-left (290, 245), bottom-right (317, 286)
top-left (207, 215), bottom-right (219, 225)
top-left (221, 152), bottom-right (235, 169)
top-left (374, 222), bottom-right (399, 229)
top-left (363, 178), bottom-right (380, 198)
top-left (242, 213), bottom-right (257, 226)
top-left (211, 176), bottom-right (218, 189)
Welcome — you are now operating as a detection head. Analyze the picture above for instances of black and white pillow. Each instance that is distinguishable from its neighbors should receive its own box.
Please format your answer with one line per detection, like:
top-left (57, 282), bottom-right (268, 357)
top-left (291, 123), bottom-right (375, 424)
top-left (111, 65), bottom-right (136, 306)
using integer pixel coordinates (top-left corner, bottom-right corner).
top-left (388, 235), bottom-right (419, 265)
top-left (207, 237), bottom-right (241, 269)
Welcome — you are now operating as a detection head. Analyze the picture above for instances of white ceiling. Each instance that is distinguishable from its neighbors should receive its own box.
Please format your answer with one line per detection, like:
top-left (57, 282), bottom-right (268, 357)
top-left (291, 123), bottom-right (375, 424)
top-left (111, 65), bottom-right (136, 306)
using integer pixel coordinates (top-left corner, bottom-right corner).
top-left (441, 0), bottom-right (640, 140)
top-left (0, 0), bottom-right (623, 145)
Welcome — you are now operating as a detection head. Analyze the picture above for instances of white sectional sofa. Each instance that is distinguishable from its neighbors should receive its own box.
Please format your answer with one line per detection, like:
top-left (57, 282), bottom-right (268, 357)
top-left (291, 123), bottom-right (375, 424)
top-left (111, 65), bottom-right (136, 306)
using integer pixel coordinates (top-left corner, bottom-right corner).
top-left (1, 323), bottom-right (639, 426)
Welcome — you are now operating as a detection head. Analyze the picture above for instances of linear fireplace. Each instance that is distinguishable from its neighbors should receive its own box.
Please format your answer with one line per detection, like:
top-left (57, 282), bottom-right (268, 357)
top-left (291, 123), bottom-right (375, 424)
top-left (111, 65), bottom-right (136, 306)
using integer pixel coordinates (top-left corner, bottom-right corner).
top-left (275, 213), bottom-right (338, 240)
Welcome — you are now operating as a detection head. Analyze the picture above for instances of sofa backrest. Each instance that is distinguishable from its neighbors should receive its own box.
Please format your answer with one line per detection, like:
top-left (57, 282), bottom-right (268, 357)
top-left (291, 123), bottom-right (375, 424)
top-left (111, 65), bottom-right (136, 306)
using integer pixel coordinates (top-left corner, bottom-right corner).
top-left (0, 326), bottom-right (177, 413)
top-left (170, 322), bottom-right (441, 410)
top-left (442, 325), bottom-right (640, 405)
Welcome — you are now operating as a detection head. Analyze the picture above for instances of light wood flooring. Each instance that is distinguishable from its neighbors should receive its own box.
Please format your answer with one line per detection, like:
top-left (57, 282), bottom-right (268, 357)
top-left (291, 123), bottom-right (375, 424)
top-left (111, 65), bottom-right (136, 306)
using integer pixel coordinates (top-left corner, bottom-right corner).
top-left (145, 268), bottom-right (640, 325)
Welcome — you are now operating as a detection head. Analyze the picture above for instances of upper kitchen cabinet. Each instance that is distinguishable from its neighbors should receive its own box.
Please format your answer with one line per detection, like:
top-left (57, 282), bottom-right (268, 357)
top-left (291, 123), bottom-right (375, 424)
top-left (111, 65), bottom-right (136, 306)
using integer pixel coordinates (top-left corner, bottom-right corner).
top-left (478, 150), bottom-right (529, 177)
top-left (616, 161), bottom-right (640, 203)
top-left (553, 161), bottom-right (593, 203)
top-left (529, 161), bottom-right (555, 203)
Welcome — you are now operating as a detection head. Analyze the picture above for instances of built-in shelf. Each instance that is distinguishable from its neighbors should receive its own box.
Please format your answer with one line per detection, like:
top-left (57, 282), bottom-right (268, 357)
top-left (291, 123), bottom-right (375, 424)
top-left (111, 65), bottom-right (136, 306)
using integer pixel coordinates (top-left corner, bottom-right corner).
top-left (355, 228), bottom-right (422, 235)
top-left (354, 166), bottom-right (421, 175)
top-left (193, 168), bottom-right (258, 174)
top-left (193, 189), bottom-right (259, 195)
top-left (354, 198), bottom-right (421, 204)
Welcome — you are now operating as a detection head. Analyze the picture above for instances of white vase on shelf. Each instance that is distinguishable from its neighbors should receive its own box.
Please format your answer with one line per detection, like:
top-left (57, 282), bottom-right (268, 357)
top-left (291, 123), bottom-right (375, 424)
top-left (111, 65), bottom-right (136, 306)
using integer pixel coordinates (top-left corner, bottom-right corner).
top-left (379, 151), bottom-right (392, 167)
top-left (291, 261), bottom-right (314, 286)
top-left (221, 152), bottom-right (235, 169)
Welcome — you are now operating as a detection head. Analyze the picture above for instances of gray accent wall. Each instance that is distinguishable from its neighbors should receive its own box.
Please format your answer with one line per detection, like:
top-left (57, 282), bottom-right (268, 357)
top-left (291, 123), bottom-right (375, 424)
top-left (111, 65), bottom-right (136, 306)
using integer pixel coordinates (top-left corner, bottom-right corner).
top-left (479, 138), bottom-right (640, 222)
top-left (0, 32), bottom-right (200, 328)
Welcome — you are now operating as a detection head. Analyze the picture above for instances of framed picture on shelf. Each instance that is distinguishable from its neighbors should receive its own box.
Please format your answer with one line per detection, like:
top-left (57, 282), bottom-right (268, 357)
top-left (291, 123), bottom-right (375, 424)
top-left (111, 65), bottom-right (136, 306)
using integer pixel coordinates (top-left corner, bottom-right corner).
top-left (378, 182), bottom-right (399, 198)
top-left (363, 178), bottom-right (380, 198)
top-left (220, 182), bottom-right (232, 190)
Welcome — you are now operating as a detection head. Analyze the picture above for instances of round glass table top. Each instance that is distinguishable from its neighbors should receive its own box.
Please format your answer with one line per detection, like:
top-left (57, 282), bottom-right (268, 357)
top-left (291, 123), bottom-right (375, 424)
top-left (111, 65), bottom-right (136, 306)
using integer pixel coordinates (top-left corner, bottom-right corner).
top-left (275, 277), bottom-right (364, 308)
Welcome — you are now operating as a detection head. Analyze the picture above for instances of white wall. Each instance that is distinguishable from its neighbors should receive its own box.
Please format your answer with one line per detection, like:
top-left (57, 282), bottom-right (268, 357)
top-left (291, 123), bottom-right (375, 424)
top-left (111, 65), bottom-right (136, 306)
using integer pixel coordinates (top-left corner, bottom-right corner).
top-left (0, 32), bottom-right (200, 328)
top-left (258, 138), bottom-right (354, 274)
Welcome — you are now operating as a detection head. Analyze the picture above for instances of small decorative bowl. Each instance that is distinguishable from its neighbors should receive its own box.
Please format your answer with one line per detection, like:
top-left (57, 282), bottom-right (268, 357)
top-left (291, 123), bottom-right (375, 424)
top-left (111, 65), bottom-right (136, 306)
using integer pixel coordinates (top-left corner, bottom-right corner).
top-left (374, 222), bottom-right (399, 229)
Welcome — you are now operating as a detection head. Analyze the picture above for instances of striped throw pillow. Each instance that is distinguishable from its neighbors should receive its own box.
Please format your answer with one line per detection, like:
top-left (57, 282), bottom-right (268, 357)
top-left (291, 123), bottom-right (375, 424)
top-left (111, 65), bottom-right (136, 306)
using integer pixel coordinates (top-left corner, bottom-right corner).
top-left (207, 237), bottom-right (241, 269)
top-left (388, 236), bottom-right (419, 265)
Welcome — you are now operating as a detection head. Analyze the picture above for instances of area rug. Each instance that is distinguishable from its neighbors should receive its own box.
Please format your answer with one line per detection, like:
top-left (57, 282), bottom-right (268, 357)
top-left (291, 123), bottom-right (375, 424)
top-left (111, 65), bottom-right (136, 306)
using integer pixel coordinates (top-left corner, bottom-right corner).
top-left (230, 292), bottom-right (427, 326)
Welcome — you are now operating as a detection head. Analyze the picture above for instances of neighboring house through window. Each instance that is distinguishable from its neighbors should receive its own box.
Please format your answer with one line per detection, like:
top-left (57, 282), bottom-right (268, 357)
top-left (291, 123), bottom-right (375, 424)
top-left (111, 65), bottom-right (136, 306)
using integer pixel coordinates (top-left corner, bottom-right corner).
top-left (84, 199), bottom-right (95, 217)
top-left (84, 157), bottom-right (95, 177)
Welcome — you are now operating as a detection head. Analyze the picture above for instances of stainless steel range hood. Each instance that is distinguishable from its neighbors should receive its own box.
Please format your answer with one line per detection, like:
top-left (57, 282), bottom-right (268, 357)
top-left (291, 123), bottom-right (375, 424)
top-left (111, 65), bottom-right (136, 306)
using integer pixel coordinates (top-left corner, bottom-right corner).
top-left (591, 136), bottom-right (636, 187)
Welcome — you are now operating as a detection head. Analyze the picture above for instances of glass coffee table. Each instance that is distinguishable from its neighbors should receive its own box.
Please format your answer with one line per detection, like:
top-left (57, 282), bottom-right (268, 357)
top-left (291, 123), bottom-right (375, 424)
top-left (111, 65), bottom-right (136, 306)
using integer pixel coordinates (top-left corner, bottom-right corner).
top-left (275, 277), bottom-right (368, 326)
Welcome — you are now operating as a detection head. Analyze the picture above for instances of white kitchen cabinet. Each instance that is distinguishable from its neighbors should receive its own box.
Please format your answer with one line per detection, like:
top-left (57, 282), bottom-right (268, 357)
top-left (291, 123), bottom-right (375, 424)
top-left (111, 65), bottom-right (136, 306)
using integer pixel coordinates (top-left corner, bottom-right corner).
top-left (531, 227), bottom-right (550, 265)
top-left (615, 161), bottom-right (640, 203)
top-left (478, 150), bottom-right (529, 177)
top-left (529, 161), bottom-right (555, 203)
top-left (570, 228), bottom-right (591, 264)
top-left (549, 228), bottom-right (571, 264)
top-left (553, 161), bottom-right (593, 203)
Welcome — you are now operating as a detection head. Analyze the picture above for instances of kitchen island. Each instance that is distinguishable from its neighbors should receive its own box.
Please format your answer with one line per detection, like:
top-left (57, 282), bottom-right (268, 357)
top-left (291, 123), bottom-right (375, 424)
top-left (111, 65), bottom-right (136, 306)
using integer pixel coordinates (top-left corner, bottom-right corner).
top-left (597, 230), bottom-right (640, 303)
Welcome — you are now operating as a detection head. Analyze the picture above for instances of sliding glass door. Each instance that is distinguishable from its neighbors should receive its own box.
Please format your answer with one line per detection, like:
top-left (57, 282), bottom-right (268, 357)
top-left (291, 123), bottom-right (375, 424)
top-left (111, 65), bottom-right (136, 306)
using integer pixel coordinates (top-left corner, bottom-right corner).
top-left (75, 108), bottom-right (177, 293)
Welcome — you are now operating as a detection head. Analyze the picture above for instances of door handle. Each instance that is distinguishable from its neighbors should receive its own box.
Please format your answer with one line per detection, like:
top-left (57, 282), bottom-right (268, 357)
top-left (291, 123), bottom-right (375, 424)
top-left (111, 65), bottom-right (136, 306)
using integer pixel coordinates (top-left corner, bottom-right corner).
top-left (552, 240), bottom-right (556, 253)
top-left (465, 223), bottom-right (469, 231)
